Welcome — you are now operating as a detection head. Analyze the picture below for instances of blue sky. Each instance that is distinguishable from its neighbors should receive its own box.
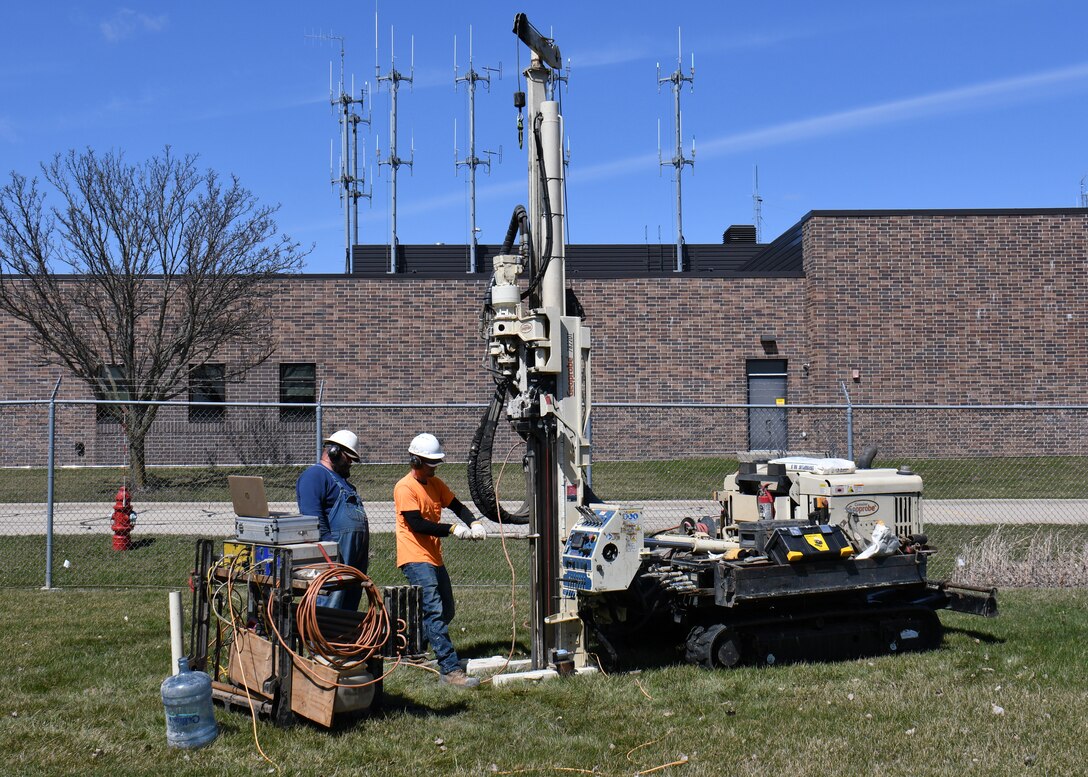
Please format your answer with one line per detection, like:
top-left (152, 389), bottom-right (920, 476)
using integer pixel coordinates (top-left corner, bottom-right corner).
top-left (2, 1), bottom-right (1087, 273)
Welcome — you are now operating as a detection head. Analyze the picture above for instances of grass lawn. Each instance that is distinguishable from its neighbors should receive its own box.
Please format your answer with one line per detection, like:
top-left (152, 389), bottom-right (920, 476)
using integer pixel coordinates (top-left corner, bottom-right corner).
top-left (0, 585), bottom-right (1084, 776)
top-left (2, 456), bottom-right (1088, 503)
top-left (0, 533), bottom-right (530, 590)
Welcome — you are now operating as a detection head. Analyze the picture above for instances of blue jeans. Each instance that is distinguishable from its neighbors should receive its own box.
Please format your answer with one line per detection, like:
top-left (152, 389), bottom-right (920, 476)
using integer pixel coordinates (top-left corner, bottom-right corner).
top-left (401, 562), bottom-right (460, 675)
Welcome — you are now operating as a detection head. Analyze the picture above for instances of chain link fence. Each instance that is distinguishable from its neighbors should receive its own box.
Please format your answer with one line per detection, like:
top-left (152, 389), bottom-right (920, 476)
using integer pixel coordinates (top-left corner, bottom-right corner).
top-left (1, 398), bottom-right (1086, 591)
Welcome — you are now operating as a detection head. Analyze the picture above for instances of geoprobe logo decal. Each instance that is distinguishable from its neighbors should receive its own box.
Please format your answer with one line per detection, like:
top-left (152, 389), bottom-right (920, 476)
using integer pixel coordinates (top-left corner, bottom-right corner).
top-left (845, 499), bottom-right (879, 517)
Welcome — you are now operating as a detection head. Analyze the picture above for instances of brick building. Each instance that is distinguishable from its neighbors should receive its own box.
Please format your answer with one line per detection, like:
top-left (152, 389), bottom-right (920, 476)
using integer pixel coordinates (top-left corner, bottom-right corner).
top-left (0, 207), bottom-right (1084, 466)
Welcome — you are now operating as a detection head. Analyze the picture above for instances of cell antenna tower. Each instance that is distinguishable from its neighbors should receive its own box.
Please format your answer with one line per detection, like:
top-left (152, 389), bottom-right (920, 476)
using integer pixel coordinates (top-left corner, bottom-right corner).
top-left (658, 29), bottom-right (695, 272)
top-left (753, 165), bottom-right (764, 243)
top-left (375, 15), bottom-right (414, 275)
top-left (455, 27), bottom-right (501, 274)
top-left (308, 32), bottom-right (372, 274)
top-left (1081, 174), bottom-right (1087, 208)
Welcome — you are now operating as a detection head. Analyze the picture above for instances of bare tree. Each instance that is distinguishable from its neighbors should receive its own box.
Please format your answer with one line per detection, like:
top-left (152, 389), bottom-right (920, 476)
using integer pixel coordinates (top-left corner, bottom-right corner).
top-left (0, 147), bottom-right (308, 488)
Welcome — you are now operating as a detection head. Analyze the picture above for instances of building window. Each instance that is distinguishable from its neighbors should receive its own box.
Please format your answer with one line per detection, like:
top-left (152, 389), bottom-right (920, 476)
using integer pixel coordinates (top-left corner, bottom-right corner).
top-left (279, 363), bottom-right (316, 421)
top-left (189, 364), bottom-right (226, 423)
top-left (95, 365), bottom-right (129, 425)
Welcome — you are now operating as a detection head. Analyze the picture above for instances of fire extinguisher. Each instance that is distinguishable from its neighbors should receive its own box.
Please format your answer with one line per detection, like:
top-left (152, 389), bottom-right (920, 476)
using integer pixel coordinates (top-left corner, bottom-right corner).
top-left (757, 485), bottom-right (775, 521)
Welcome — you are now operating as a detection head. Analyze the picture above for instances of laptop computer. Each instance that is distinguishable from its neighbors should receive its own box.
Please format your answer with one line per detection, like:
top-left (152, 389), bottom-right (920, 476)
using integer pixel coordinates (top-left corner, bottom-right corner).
top-left (228, 475), bottom-right (291, 518)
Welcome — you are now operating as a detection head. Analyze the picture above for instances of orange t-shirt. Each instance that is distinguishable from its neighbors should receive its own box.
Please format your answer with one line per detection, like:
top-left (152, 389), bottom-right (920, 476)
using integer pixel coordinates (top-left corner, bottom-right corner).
top-left (394, 471), bottom-right (455, 567)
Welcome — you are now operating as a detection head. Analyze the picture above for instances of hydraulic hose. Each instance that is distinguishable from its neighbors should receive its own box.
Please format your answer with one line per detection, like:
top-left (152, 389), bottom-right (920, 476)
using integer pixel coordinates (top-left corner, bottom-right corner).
top-left (522, 113), bottom-right (552, 302)
top-left (501, 205), bottom-right (531, 255)
top-left (467, 382), bottom-right (530, 524)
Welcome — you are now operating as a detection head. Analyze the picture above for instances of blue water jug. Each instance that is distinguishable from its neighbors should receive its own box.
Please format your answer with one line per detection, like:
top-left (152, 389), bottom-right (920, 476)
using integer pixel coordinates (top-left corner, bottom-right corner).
top-left (161, 657), bottom-right (219, 749)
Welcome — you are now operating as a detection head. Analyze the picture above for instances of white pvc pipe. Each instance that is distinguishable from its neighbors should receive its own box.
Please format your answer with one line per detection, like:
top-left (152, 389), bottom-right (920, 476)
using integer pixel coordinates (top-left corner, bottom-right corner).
top-left (490, 666), bottom-right (597, 686)
top-left (169, 590), bottom-right (184, 675)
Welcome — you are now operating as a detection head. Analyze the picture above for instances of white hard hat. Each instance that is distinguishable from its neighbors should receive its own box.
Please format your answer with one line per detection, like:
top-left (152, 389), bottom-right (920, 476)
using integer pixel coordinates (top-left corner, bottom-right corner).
top-left (323, 429), bottom-right (361, 461)
top-left (408, 432), bottom-right (446, 461)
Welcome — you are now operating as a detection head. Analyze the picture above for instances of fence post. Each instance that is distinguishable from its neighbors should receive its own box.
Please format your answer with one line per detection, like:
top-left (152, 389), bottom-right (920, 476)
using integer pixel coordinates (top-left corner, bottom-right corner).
top-left (840, 381), bottom-right (853, 461)
top-left (43, 377), bottom-right (62, 590)
top-left (315, 380), bottom-right (325, 463)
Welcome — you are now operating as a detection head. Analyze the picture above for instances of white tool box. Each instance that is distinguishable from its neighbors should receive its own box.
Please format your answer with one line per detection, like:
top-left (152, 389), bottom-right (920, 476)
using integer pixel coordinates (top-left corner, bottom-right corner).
top-left (234, 514), bottom-right (320, 545)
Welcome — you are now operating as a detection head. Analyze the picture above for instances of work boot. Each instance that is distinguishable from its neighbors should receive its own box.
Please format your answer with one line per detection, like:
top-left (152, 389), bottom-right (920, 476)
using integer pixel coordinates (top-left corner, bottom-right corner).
top-left (439, 669), bottom-right (480, 689)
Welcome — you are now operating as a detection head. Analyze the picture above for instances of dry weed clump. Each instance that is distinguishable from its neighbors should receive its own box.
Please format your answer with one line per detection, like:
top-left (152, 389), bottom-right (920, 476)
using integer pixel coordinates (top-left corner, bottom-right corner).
top-left (951, 528), bottom-right (1088, 588)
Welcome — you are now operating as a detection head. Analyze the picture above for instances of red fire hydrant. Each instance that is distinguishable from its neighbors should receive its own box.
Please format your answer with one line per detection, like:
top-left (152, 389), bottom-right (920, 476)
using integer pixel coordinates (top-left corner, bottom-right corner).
top-left (111, 487), bottom-right (136, 551)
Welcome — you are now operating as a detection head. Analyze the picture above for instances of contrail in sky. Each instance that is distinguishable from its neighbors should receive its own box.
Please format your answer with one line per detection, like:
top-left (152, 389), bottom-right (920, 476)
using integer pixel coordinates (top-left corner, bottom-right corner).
top-left (571, 62), bottom-right (1088, 182)
top-left (354, 61), bottom-right (1088, 222)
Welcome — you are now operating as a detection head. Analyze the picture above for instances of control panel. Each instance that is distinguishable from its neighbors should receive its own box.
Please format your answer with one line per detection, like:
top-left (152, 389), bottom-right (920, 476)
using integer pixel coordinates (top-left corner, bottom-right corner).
top-left (560, 504), bottom-right (643, 599)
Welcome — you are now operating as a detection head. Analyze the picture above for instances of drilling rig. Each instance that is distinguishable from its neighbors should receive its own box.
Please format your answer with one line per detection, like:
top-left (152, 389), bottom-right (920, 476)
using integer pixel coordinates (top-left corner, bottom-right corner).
top-left (467, 13), bottom-right (597, 671)
top-left (469, 14), bottom-right (996, 675)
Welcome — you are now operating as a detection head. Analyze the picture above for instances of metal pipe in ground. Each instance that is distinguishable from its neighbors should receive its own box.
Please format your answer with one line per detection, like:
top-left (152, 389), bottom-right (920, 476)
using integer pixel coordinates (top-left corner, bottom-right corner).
top-left (43, 377), bottom-right (61, 590)
top-left (840, 381), bottom-right (854, 461)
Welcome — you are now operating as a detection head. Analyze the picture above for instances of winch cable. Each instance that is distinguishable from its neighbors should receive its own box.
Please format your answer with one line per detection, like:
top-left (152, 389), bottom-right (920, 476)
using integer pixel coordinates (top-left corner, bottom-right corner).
top-left (468, 381), bottom-right (530, 524)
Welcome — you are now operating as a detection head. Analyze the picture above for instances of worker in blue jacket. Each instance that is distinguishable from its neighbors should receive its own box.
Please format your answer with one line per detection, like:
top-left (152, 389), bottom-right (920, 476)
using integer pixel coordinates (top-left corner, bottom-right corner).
top-left (296, 429), bottom-right (368, 610)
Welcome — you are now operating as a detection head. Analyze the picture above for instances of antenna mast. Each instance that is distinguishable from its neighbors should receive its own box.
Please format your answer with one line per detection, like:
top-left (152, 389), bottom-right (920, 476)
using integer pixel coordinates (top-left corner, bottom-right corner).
top-left (455, 27), bottom-right (501, 273)
top-left (753, 165), bottom-right (764, 243)
top-left (658, 29), bottom-right (695, 272)
top-left (376, 18), bottom-right (414, 274)
top-left (1081, 174), bottom-right (1087, 208)
top-left (309, 32), bottom-right (371, 274)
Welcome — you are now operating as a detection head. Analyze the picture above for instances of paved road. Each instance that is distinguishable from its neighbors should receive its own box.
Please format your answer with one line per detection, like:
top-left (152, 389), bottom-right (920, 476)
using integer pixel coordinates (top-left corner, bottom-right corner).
top-left (2, 498), bottom-right (1087, 536)
top-left (0, 500), bottom-right (529, 536)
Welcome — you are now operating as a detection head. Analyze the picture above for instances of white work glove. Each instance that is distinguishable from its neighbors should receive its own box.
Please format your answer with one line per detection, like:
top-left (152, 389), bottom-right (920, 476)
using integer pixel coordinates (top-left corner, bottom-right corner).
top-left (470, 520), bottom-right (487, 540)
top-left (451, 523), bottom-right (475, 541)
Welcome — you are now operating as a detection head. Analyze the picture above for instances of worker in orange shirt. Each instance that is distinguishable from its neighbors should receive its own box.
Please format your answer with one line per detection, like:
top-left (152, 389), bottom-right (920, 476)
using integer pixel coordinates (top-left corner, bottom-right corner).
top-left (394, 433), bottom-right (487, 688)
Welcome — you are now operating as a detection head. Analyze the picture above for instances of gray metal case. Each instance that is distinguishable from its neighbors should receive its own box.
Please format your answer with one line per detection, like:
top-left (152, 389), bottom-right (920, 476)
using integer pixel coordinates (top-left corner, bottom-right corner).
top-left (234, 515), bottom-right (320, 545)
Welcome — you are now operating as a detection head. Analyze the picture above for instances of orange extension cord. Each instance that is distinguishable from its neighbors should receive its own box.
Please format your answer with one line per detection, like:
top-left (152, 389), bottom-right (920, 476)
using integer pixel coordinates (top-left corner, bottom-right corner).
top-left (294, 565), bottom-right (390, 668)
top-left (263, 562), bottom-right (404, 689)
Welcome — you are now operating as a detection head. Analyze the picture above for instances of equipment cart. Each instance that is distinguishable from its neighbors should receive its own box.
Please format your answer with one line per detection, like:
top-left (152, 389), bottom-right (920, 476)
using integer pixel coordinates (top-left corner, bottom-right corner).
top-left (187, 539), bottom-right (422, 727)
